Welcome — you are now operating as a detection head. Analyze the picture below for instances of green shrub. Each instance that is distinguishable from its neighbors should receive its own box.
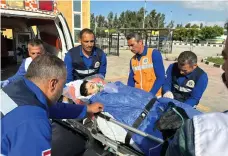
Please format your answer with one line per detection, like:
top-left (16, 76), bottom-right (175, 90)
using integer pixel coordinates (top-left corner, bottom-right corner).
top-left (206, 57), bottom-right (224, 65)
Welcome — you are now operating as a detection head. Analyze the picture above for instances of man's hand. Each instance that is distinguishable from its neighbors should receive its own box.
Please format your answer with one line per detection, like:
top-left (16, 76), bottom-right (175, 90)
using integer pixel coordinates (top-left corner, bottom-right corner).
top-left (163, 91), bottom-right (174, 99)
top-left (87, 102), bottom-right (104, 114)
top-left (1, 80), bottom-right (9, 88)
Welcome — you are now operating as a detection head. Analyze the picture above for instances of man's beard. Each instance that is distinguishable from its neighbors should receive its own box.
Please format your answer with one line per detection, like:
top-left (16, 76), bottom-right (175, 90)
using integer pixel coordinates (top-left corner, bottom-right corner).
top-left (222, 73), bottom-right (228, 88)
top-left (50, 90), bottom-right (63, 105)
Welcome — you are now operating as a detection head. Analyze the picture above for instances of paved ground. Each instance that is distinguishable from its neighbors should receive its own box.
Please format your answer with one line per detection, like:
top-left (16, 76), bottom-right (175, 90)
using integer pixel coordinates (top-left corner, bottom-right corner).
top-left (170, 45), bottom-right (224, 58)
top-left (106, 48), bottom-right (228, 113)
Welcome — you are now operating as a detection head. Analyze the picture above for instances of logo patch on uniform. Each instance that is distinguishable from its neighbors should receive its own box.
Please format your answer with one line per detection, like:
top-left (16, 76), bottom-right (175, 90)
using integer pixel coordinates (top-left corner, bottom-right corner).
top-left (94, 61), bottom-right (100, 68)
top-left (42, 149), bottom-right (51, 156)
top-left (186, 80), bottom-right (195, 88)
top-left (142, 58), bottom-right (148, 65)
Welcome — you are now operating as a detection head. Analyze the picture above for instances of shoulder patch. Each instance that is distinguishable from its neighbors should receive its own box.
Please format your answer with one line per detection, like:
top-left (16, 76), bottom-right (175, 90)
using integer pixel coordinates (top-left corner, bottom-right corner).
top-left (142, 58), bottom-right (149, 65)
top-left (94, 61), bottom-right (100, 68)
top-left (186, 80), bottom-right (195, 88)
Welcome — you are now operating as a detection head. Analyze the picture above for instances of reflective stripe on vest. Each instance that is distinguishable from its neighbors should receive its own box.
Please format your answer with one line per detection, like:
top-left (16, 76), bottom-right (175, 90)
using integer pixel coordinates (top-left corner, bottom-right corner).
top-left (131, 48), bottom-right (162, 96)
top-left (132, 64), bottom-right (153, 72)
top-left (171, 63), bottom-right (205, 103)
top-left (173, 84), bottom-right (192, 93)
top-left (75, 69), bottom-right (96, 75)
top-left (69, 45), bottom-right (103, 80)
top-left (0, 90), bottom-right (18, 117)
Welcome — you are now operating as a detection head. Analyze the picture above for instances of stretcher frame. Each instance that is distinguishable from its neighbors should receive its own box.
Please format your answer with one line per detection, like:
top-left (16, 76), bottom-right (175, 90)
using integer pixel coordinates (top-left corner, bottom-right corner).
top-left (59, 112), bottom-right (164, 156)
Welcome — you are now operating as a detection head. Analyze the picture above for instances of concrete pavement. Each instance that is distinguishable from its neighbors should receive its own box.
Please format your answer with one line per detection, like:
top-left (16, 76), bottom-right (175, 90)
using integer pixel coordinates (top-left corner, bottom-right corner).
top-left (171, 45), bottom-right (223, 58)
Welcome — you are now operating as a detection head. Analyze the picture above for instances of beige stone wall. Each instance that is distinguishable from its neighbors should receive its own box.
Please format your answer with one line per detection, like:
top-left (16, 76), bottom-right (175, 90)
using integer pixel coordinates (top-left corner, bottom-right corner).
top-left (82, 0), bottom-right (90, 29)
top-left (56, 1), bottom-right (73, 33)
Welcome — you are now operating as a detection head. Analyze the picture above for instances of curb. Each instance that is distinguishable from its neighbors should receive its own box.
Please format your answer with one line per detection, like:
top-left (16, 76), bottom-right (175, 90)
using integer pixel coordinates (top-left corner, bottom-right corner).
top-left (173, 42), bottom-right (224, 47)
top-left (201, 56), bottom-right (223, 68)
top-left (119, 43), bottom-right (224, 49)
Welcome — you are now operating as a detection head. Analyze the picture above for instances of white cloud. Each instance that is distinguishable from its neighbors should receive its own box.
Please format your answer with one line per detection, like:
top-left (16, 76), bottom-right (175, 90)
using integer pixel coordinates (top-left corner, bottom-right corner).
top-left (185, 20), bottom-right (225, 27)
top-left (182, 1), bottom-right (228, 11)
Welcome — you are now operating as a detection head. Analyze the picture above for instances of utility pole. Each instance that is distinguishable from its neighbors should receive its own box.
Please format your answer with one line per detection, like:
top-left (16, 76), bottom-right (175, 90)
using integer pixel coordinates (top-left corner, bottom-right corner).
top-left (143, 0), bottom-right (146, 29)
top-left (168, 11), bottom-right (173, 54)
top-left (94, 19), bottom-right (97, 35)
top-left (188, 13), bottom-right (193, 51)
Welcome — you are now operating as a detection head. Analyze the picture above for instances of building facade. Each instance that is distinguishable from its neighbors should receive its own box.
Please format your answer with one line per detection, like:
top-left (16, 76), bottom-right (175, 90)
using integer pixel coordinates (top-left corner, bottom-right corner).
top-left (0, 0), bottom-right (90, 44)
top-left (57, 0), bottom-right (90, 44)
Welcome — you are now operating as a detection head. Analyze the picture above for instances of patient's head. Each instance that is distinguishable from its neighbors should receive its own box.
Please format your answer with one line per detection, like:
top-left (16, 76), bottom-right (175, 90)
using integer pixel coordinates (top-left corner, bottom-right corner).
top-left (80, 80), bottom-right (99, 96)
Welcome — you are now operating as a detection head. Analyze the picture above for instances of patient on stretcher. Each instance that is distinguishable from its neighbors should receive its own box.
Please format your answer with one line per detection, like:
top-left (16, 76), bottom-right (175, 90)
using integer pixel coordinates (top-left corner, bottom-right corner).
top-left (80, 80), bottom-right (118, 96)
top-left (63, 77), bottom-right (201, 156)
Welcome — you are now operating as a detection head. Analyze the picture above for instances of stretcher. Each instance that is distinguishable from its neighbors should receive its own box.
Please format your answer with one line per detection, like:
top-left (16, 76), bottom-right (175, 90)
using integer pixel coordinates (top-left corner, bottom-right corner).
top-left (55, 111), bottom-right (165, 156)
top-left (53, 95), bottom-right (192, 156)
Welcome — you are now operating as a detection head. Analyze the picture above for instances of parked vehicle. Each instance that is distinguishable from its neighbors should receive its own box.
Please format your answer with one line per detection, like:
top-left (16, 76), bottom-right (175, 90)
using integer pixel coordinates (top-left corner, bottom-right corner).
top-left (207, 35), bottom-right (226, 44)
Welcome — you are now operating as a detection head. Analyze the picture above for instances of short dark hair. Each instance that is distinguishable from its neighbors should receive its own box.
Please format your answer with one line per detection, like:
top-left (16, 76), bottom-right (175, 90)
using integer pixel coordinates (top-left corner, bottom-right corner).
top-left (25, 53), bottom-right (66, 81)
top-left (178, 51), bottom-right (197, 66)
top-left (79, 28), bottom-right (95, 39)
top-left (126, 33), bottom-right (142, 41)
top-left (28, 38), bottom-right (45, 53)
top-left (28, 38), bottom-right (43, 47)
top-left (80, 80), bottom-right (89, 96)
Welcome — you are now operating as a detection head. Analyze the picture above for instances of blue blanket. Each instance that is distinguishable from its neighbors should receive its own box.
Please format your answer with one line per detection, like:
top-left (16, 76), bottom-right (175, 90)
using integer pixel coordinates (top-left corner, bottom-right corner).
top-left (90, 81), bottom-right (202, 156)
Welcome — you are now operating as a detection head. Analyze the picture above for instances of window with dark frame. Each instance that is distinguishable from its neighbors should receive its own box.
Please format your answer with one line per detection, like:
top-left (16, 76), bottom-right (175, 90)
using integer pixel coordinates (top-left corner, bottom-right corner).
top-left (73, 0), bottom-right (82, 43)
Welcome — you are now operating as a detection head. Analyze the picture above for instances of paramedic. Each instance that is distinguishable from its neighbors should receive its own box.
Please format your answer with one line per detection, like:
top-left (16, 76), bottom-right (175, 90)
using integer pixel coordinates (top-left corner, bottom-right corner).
top-left (163, 51), bottom-right (208, 107)
top-left (127, 33), bottom-right (165, 97)
top-left (166, 36), bottom-right (228, 156)
top-left (0, 39), bottom-right (45, 88)
top-left (64, 28), bottom-right (107, 83)
top-left (1, 54), bottom-right (104, 156)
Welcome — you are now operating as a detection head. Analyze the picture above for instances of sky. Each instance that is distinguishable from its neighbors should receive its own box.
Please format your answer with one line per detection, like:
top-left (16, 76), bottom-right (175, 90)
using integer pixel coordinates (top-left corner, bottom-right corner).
top-left (91, 1), bottom-right (228, 27)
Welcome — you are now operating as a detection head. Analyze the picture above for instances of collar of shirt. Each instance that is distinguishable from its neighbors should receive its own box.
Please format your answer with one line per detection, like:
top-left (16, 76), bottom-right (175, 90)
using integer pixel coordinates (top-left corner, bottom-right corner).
top-left (136, 46), bottom-right (148, 60)
top-left (23, 77), bottom-right (49, 111)
top-left (79, 46), bottom-right (97, 58)
top-left (183, 67), bottom-right (198, 79)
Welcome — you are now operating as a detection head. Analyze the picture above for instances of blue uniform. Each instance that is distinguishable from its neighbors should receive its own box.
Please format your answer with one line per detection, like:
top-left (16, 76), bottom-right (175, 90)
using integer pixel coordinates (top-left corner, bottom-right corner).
top-left (64, 46), bottom-right (107, 83)
top-left (163, 63), bottom-right (208, 107)
top-left (127, 47), bottom-right (165, 96)
top-left (1, 78), bottom-right (87, 156)
top-left (7, 57), bottom-right (32, 83)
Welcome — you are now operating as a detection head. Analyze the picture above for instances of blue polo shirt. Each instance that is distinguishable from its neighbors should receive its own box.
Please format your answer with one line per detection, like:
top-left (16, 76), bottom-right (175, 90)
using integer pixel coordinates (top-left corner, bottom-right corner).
top-left (64, 47), bottom-right (107, 83)
top-left (1, 78), bottom-right (87, 156)
top-left (7, 58), bottom-right (27, 83)
top-left (163, 63), bottom-right (208, 107)
top-left (127, 46), bottom-right (165, 96)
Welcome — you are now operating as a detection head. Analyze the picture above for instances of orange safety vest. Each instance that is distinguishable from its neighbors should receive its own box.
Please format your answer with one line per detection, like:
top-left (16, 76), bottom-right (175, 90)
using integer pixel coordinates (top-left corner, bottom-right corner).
top-left (131, 48), bottom-right (162, 96)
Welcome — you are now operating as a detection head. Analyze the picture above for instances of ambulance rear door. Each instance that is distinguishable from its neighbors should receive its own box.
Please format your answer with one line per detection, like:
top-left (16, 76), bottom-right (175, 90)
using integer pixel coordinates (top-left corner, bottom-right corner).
top-left (54, 13), bottom-right (74, 59)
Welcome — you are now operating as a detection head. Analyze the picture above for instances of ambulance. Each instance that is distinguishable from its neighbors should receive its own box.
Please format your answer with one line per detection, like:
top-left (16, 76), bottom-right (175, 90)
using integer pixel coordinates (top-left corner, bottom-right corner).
top-left (0, 0), bottom-right (74, 66)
